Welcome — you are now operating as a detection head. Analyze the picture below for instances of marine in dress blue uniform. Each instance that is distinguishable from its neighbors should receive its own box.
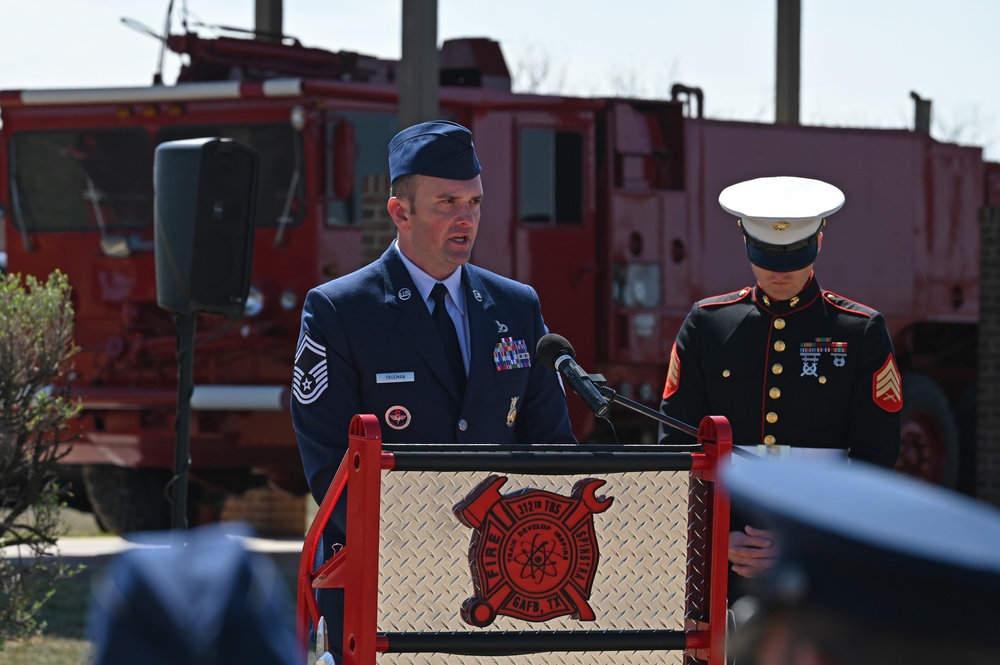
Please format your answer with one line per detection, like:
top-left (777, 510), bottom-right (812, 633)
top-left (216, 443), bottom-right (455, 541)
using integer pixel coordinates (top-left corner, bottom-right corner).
top-left (722, 458), bottom-right (1000, 664)
top-left (659, 177), bottom-right (903, 599)
top-left (659, 176), bottom-right (901, 467)
top-left (291, 121), bottom-right (575, 661)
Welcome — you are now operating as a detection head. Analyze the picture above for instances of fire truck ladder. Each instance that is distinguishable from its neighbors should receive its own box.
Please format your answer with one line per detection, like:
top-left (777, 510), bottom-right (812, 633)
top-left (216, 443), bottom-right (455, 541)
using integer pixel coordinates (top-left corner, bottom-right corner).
top-left (296, 413), bottom-right (732, 665)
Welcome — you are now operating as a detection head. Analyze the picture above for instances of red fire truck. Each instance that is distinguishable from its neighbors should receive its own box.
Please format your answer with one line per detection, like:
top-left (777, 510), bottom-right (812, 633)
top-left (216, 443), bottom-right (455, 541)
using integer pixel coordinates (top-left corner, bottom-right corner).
top-left (1, 31), bottom-right (996, 533)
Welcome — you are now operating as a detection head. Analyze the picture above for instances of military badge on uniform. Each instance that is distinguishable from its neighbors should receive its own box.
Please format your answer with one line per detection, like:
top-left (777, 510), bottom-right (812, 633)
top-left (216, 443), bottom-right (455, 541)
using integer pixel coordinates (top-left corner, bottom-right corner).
top-left (873, 355), bottom-right (903, 412)
top-left (494, 337), bottom-right (531, 370)
top-left (293, 335), bottom-right (329, 404)
top-left (506, 397), bottom-right (518, 427)
top-left (453, 476), bottom-right (612, 626)
top-left (800, 338), bottom-right (848, 379)
top-left (385, 405), bottom-right (412, 430)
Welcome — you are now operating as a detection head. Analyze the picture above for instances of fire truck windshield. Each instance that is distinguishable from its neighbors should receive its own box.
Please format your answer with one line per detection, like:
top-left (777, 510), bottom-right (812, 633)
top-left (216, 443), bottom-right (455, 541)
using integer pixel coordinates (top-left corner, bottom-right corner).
top-left (157, 123), bottom-right (302, 229)
top-left (10, 128), bottom-right (152, 232)
top-left (8, 123), bottom-right (302, 235)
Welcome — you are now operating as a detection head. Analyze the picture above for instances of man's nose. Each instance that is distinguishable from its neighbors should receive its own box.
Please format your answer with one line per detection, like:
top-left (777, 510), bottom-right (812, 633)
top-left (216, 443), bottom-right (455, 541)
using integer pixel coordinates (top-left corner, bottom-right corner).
top-left (456, 203), bottom-right (476, 225)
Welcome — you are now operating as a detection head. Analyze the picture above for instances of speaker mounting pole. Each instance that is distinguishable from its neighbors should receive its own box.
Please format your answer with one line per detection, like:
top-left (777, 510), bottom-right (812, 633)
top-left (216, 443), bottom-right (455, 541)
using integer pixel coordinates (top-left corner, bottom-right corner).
top-left (171, 312), bottom-right (196, 530)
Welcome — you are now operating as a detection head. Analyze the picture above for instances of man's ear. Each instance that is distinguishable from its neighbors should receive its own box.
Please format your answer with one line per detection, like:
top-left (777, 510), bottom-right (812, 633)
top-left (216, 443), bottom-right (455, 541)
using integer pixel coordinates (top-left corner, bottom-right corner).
top-left (817, 232), bottom-right (823, 253)
top-left (387, 197), bottom-right (409, 231)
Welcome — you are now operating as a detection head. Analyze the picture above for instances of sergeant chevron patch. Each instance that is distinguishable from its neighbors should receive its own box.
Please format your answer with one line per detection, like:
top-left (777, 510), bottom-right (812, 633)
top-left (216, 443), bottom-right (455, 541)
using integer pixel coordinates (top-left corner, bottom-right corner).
top-left (662, 343), bottom-right (681, 399)
top-left (293, 335), bottom-right (329, 405)
top-left (873, 354), bottom-right (903, 412)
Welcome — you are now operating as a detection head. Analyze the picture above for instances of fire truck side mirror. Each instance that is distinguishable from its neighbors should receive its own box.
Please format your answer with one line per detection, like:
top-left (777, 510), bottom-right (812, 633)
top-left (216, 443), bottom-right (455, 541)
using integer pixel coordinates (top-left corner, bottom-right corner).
top-left (331, 120), bottom-right (356, 200)
top-left (154, 137), bottom-right (259, 320)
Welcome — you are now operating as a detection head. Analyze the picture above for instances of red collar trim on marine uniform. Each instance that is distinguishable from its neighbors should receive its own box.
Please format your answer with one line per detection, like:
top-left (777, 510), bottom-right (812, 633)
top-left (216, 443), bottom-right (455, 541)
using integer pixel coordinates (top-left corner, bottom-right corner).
top-left (753, 276), bottom-right (822, 316)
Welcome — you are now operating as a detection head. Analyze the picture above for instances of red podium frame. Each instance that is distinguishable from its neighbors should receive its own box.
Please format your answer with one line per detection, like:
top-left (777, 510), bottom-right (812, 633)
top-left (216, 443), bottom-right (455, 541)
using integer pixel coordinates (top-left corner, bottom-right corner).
top-left (296, 413), bottom-right (732, 664)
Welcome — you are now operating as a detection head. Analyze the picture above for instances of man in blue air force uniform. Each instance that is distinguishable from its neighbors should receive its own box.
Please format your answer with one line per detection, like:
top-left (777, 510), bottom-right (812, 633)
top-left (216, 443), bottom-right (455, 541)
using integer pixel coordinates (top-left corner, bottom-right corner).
top-left (290, 120), bottom-right (575, 659)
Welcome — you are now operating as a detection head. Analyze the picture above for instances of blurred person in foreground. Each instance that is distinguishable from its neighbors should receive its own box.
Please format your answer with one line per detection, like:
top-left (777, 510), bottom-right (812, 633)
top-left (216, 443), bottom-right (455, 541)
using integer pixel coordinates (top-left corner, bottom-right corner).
top-left (722, 457), bottom-right (1000, 665)
top-left (87, 522), bottom-right (298, 665)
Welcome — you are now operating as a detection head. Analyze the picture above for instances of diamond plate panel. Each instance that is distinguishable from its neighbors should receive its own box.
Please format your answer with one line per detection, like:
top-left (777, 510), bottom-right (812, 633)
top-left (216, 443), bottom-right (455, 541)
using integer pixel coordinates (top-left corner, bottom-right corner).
top-left (375, 470), bottom-right (699, 664)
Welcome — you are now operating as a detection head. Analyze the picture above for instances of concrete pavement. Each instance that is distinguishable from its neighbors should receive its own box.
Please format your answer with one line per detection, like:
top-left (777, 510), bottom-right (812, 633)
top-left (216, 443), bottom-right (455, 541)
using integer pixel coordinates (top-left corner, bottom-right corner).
top-left (1, 534), bottom-right (305, 560)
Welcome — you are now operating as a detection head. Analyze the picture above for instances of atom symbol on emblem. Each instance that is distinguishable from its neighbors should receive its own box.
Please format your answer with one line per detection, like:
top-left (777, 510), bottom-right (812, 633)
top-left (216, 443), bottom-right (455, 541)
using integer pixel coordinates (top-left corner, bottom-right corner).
top-left (514, 534), bottom-right (559, 583)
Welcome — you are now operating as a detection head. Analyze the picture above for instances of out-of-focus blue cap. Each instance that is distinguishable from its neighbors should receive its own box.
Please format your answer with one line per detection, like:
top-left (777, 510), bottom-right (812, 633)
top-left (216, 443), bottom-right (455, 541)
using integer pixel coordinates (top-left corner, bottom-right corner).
top-left (719, 176), bottom-right (844, 272)
top-left (388, 120), bottom-right (481, 182)
top-left (722, 458), bottom-right (1000, 645)
top-left (87, 522), bottom-right (298, 665)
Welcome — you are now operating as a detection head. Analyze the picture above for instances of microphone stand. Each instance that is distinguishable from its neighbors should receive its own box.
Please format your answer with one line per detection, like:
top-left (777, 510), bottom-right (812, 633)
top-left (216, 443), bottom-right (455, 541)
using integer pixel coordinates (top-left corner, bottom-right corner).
top-left (589, 375), bottom-right (698, 438)
top-left (590, 375), bottom-right (756, 459)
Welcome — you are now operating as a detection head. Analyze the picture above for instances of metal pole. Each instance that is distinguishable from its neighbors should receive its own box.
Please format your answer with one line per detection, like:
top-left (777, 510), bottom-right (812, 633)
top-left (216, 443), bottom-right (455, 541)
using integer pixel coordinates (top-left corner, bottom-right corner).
top-left (400, 0), bottom-right (440, 128)
top-left (255, 0), bottom-right (283, 41)
top-left (775, 0), bottom-right (801, 124)
top-left (171, 313), bottom-right (196, 530)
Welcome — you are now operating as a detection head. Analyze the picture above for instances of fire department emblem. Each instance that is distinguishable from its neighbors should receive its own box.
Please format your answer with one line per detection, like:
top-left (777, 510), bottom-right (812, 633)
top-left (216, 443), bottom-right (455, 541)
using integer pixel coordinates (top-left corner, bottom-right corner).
top-left (453, 475), bottom-right (613, 626)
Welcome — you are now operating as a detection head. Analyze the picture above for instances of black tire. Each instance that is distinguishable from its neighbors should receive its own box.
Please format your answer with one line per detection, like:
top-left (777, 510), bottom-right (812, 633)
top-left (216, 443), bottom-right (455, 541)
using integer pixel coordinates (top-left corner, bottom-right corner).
top-left (81, 465), bottom-right (173, 536)
top-left (897, 372), bottom-right (960, 488)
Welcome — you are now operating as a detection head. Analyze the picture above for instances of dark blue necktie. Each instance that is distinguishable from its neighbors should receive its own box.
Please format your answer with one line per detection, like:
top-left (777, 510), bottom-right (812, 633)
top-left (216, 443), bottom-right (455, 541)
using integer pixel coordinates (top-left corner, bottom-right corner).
top-left (431, 283), bottom-right (466, 391)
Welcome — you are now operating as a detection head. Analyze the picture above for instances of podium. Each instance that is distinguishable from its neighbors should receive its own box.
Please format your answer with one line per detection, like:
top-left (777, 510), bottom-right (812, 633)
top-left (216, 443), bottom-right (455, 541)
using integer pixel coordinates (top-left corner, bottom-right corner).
top-left (297, 414), bottom-right (732, 665)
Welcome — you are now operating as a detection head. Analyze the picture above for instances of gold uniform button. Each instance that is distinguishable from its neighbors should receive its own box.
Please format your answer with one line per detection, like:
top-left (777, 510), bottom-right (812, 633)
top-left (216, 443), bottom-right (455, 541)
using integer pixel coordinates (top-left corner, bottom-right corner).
top-left (774, 318), bottom-right (786, 330)
top-left (772, 363), bottom-right (783, 375)
top-left (769, 387), bottom-right (781, 399)
top-left (739, 288), bottom-right (749, 297)
top-left (722, 369), bottom-right (731, 378)
top-left (774, 340), bottom-right (786, 352)
top-left (766, 411), bottom-right (778, 424)
top-left (764, 435), bottom-right (776, 445)
top-left (819, 376), bottom-right (827, 384)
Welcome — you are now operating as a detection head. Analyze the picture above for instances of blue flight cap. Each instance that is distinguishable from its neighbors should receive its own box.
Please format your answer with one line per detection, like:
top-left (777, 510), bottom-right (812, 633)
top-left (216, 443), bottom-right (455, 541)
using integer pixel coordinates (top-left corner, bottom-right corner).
top-left (388, 120), bottom-right (481, 182)
top-left (722, 458), bottom-right (1000, 646)
top-left (87, 522), bottom-right (298, 665)
top-left (719, 176), bottom-right (844, 272)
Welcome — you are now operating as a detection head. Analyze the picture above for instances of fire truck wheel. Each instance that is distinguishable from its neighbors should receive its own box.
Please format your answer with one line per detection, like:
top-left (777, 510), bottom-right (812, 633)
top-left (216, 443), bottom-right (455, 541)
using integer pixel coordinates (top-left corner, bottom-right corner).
top-left (896, 372), bottom-right (960, 488)
top-left (81, 465), bottom-right (173, 536)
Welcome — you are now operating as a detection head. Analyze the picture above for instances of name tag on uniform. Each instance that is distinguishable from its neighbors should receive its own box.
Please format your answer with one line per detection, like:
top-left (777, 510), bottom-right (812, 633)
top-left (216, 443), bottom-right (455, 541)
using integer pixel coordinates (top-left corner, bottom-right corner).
top-left (376, 372), bottom-right (415, 384)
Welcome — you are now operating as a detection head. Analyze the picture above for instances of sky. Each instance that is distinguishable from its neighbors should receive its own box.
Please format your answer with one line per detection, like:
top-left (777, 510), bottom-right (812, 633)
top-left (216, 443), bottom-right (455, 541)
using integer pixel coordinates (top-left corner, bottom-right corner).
top-left (0, 0), bottom-right (997, 160)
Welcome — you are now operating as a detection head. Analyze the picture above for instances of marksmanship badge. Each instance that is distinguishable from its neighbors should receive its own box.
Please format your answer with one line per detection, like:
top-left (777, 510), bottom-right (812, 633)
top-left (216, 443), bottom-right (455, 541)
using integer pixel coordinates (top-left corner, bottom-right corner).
top-left (453, 475), bottom-right (613, 626)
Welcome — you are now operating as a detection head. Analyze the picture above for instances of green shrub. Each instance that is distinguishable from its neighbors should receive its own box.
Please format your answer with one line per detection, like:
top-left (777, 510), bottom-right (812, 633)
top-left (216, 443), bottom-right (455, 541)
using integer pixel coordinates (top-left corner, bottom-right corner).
top-left (0, 271), bottom-right (82, 647)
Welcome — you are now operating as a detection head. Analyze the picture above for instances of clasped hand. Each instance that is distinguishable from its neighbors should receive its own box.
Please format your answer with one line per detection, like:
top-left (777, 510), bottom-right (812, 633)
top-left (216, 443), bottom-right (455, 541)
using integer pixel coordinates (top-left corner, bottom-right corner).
top-left (729, 525), bottom-right (779, 578)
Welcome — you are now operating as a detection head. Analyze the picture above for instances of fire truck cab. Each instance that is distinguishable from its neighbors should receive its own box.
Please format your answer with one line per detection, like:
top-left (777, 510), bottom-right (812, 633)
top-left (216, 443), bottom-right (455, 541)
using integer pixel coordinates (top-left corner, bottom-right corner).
top-left (0, 31), bottom-right (992, 533)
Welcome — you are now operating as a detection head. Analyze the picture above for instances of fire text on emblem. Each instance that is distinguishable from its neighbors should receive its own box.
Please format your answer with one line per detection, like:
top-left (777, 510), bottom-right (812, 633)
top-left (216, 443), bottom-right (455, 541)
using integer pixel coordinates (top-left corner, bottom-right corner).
top-left (453, 475), bottom-right (613, 626)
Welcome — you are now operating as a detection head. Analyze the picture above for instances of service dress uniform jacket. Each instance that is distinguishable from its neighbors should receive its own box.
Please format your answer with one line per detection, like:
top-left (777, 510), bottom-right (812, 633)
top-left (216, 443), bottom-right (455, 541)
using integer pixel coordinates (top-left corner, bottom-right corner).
top-left (292, 244), bottom-right (576, 506)
top-left (659, 275), bottom-right (901, 468)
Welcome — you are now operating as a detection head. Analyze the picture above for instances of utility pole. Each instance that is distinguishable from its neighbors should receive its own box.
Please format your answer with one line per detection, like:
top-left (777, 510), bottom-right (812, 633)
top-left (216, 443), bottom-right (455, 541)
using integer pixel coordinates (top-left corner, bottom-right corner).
top-left (399, 0), bottom-right (440, 129)
top-left (775, 0), bottom-right (800, 124)
top-left (255, 0), bottom-right (283, 41)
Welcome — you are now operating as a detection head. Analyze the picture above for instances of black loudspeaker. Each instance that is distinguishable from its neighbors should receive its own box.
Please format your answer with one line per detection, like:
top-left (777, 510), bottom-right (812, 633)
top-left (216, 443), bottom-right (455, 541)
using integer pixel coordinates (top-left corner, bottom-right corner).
top-left (154, 138), bottom-right (259, 319)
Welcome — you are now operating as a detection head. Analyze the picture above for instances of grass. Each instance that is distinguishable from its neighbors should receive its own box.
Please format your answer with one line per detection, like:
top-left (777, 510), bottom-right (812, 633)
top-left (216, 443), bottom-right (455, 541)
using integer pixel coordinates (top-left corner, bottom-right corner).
top-left (1, 567), bottom-right (95, 664)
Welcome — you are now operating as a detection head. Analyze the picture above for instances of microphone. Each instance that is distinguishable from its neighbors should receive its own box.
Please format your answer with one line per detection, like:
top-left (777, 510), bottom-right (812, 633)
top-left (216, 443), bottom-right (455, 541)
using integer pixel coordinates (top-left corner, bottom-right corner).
top-left (536, 333), bottom-right (610, 418)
